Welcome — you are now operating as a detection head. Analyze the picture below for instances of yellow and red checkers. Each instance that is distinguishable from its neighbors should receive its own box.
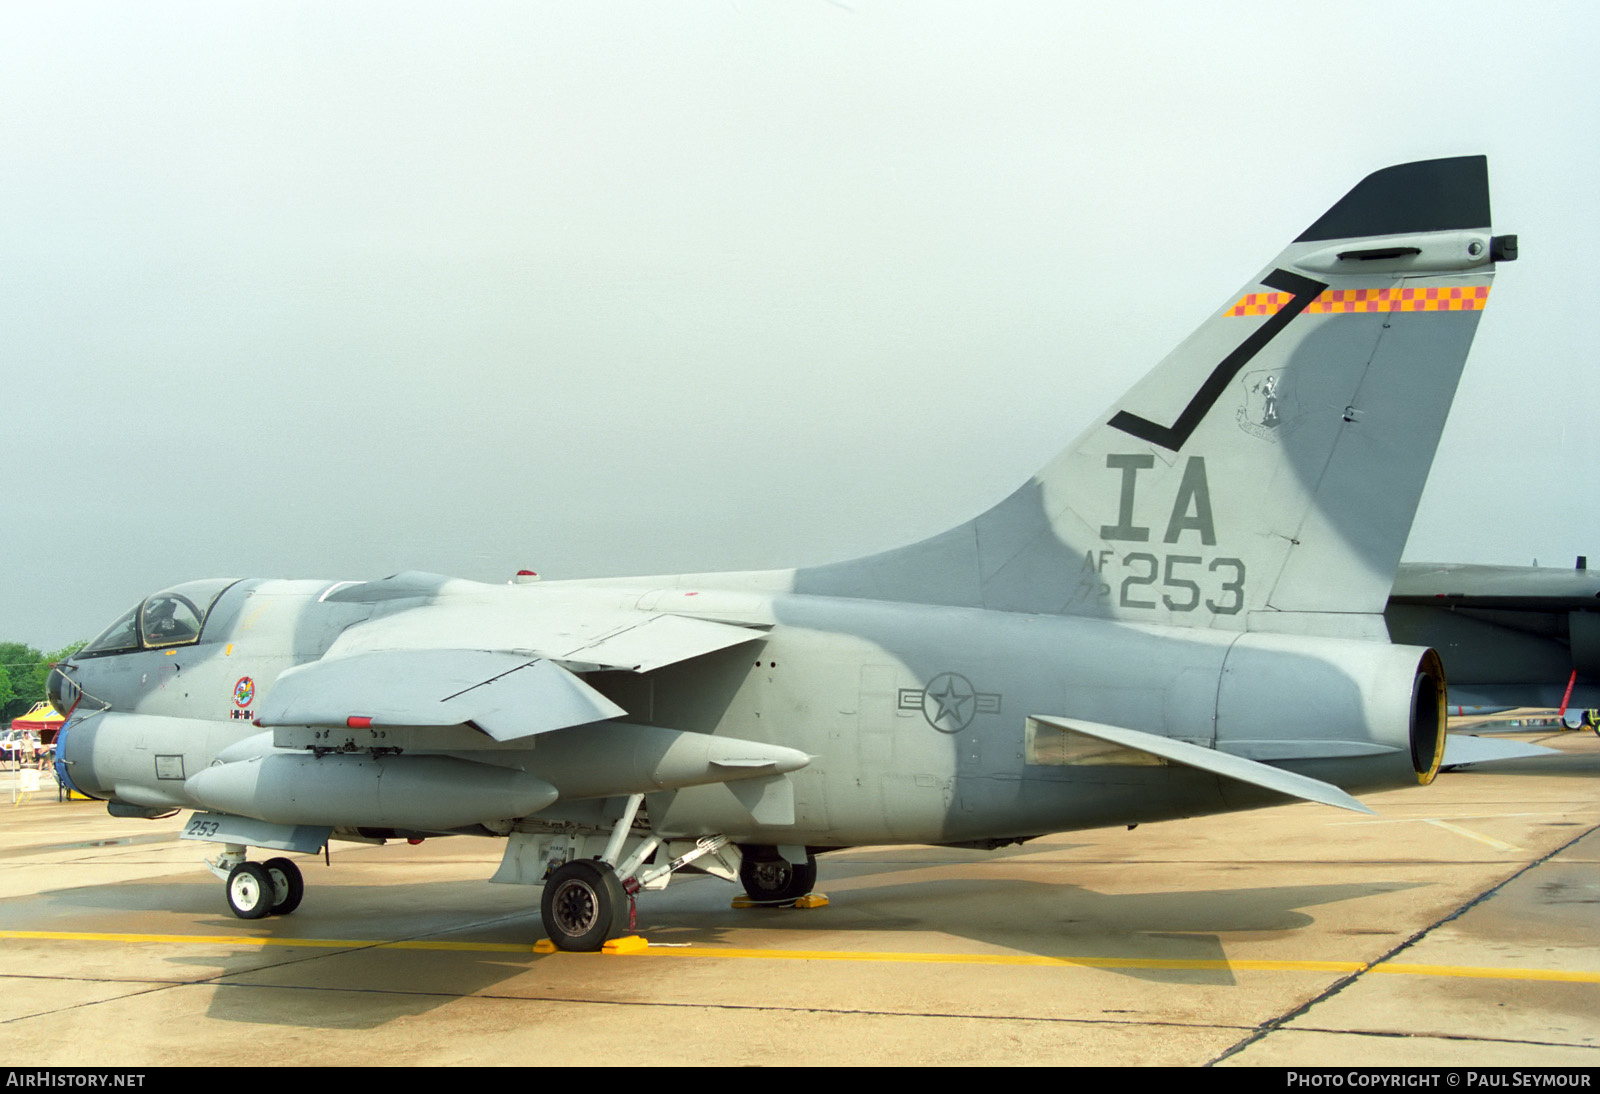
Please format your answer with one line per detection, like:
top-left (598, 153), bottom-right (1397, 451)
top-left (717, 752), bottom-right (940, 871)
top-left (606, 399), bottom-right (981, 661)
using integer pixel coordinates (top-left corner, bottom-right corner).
top-left (1227, 285), bottom-right (1489, 317)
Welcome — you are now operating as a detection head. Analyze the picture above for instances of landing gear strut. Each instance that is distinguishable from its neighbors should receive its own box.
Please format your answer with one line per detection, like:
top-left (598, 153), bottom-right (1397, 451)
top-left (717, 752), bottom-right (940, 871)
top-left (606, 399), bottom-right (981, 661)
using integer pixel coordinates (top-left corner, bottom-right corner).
top-left (535, 794), bottom-right (753, 951)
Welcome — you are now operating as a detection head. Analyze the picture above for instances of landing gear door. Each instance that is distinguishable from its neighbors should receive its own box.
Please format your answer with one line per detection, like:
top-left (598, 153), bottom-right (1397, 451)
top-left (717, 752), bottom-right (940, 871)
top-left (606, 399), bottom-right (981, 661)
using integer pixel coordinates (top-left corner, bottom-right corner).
top-left (179, 812), bottom-right (330, 854)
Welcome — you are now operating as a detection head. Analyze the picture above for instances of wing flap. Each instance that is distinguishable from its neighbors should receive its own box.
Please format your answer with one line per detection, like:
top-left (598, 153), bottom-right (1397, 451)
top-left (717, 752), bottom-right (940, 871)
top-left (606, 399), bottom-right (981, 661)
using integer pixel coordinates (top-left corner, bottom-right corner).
top-left (256, 649), bottom-right (626, 741)
top-left (1029, 715), bottom-right (1373, 814)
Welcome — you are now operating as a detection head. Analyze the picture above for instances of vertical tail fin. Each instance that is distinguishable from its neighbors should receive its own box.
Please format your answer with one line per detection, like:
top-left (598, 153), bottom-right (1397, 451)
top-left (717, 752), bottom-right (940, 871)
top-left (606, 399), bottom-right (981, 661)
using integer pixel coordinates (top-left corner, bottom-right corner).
top-left (795, 157), bottom-right (1508, 636)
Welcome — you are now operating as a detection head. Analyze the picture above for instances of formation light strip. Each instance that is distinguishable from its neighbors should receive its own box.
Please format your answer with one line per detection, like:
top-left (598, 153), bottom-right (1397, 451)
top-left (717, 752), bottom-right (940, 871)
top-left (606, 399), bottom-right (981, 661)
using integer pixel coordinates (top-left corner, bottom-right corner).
top-left (1228, 285), bottom-right (1490, 317)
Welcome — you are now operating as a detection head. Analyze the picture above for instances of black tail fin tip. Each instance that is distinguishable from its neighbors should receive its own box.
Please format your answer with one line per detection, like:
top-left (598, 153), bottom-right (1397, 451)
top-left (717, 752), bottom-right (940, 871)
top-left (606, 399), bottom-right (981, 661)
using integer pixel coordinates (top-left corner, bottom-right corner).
top-left (1297, 156), bottom-right (1490, 242)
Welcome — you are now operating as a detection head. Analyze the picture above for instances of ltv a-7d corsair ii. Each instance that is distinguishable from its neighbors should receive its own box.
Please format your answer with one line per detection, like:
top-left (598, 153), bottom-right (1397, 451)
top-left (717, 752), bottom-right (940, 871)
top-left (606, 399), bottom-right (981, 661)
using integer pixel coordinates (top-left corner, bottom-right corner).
top-left (51, 157), bottom-right (1516, 951)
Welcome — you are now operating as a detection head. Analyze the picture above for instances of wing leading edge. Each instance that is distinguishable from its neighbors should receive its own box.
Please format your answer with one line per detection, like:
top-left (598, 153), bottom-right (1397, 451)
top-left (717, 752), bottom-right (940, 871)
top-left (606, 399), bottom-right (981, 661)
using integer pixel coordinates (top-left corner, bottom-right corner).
top-left (258, 603), bottom-right (770, 741)
top-left (256, 650), bottom-right (625, 741)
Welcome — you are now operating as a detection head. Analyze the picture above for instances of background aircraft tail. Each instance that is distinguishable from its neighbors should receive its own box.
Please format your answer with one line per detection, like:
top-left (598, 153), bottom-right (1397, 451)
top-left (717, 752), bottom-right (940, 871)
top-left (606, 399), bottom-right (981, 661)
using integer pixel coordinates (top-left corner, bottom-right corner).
top-left (794, 157), bottom-right (1510, 636)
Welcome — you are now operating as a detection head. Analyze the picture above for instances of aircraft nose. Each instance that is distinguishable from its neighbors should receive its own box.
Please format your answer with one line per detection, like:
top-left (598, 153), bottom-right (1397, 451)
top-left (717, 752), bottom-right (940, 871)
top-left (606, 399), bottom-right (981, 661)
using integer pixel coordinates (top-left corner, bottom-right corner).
top-left (46, 659), bottom-right (81, 717)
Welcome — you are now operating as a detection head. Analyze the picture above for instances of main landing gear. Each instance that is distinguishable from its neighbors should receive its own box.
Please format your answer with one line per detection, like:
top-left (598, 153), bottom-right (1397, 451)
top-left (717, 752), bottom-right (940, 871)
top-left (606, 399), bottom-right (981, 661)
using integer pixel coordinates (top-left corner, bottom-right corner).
top-left (533, 796), bottom-right (824, 952)
top-left (738, 847), bottom-right (818, 905)
top-left (212, 848), bottom-right (305, 919)
top-left (533, 801), bottom-right (824, 951)
top-left (540, 859), bottom-right (628, 952)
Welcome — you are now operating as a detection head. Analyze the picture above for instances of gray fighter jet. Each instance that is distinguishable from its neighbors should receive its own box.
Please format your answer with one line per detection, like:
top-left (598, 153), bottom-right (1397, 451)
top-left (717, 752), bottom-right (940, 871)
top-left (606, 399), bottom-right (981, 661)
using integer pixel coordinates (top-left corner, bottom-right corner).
top-left (49, 157), bottom-right (1516, 951)
top-left (1390, 559), bottom-right (1600, 712)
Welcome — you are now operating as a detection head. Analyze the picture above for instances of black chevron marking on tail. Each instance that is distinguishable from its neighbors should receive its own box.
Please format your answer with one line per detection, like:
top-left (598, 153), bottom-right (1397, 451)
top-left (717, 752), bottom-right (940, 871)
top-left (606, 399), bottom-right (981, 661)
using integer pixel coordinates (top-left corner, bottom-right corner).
top-left (1108, 268), bottom-right (1327, 451)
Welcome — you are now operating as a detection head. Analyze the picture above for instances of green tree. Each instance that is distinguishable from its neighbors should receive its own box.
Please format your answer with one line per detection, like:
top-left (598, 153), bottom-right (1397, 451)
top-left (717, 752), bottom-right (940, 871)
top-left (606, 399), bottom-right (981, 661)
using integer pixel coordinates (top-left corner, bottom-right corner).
top-left (0, 643), bottom-right (41, 716)
top-left (0, 642), bottom-right (85, 719)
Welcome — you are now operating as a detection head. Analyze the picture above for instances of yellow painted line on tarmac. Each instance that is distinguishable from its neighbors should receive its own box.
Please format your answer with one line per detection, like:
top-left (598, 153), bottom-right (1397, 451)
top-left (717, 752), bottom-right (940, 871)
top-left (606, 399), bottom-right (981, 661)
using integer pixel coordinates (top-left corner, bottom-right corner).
top-left (0, 930), bottom-right (536, 953)
top-left (6, 930), bottom-right (1599, 983)
top-left (1372, 963), bottom-right (1600, 984)
top-left (1423, 818), bottom-right (1524, 853)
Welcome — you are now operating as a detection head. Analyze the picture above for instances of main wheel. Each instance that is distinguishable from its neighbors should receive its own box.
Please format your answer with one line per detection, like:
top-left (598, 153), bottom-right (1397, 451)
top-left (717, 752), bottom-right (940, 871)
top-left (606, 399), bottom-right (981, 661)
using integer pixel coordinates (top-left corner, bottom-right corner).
top-left (226, 862), bottom-right (274, 920)
top-left (738, 848), bottom-right (817, 904)
top-left (262, 857), bottom-right (305, 916)
top-left (541, 860), bottom-right (625, 952)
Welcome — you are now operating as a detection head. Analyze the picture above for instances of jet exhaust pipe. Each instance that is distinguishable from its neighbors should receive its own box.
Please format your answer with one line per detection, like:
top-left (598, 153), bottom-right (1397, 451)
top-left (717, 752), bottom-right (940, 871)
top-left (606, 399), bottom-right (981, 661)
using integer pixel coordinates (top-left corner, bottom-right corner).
top-left (1411, 649), bottom-right (1447, 783)
top-left (1215, 634), bottom-right (1447, 792)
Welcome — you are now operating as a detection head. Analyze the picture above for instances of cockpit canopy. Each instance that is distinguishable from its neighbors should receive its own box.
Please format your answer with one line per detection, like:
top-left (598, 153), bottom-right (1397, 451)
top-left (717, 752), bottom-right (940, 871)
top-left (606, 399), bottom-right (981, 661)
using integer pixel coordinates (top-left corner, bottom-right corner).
top-left (80, 579), bottom-right (242, 656)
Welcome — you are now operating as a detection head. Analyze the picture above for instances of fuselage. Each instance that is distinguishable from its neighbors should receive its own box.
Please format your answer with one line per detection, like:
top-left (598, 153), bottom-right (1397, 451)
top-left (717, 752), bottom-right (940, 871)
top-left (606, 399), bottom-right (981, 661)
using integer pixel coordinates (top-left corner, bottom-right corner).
top-left (56, 573), bottom-right (1439, 847)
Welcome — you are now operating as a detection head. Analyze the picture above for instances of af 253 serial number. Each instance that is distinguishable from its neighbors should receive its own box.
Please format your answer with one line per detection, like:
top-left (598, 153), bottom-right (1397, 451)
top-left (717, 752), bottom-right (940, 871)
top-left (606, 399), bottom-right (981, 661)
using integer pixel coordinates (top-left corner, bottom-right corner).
top-left (1077, 552), bottom-right (1246, 615)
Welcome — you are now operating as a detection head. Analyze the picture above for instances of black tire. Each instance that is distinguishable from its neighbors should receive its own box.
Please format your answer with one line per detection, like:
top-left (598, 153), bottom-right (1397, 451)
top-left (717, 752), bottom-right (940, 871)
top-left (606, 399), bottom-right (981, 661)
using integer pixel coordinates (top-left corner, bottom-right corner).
top-left (738, 848), bottom-right (817, 904)
top-left (226, 862), bottom-right (274, 920)
top-left (263, 857), bottom-right (305, 916)
top-left (541, 860), bottom-right (625, 952)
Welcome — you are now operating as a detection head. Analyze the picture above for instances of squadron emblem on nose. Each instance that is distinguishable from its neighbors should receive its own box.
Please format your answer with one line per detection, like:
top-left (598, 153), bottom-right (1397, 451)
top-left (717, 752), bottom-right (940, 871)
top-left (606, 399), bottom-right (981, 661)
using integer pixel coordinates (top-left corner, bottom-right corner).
top-left (898, 672), bottom-right (1001, 734)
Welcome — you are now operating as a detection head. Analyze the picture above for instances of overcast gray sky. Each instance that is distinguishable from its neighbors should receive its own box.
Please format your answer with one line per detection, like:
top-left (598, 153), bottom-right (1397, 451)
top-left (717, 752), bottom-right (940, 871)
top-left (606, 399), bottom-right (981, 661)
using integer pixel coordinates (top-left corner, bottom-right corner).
top-left (3, 1), bottom-right (1597, 649)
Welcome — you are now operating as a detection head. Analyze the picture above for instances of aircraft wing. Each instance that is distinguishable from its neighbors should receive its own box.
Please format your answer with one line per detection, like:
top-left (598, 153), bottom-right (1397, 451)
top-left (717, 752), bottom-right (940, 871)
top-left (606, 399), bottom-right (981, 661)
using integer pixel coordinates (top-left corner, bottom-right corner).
top-left (256, 650), bottom-right (627, 741)
top-left (324, 596), bottom-right (768, 674)
top-left (258, 598), bottom-right (769, 740)
top-left (1391, 562), bottom-right (1600, 609)
top-left (1029, 716), bottom-right (1373, 814)
top-left (543, 611), bottom-right (767, 673)
top-left (1387, 562), bottom-right (1600, 712)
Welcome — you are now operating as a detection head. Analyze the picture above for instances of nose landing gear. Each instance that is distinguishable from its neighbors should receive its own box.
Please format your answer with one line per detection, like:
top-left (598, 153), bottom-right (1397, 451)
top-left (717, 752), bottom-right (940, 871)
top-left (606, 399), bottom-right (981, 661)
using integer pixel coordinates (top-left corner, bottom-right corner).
top-left (213, 847), bottom-right (305, 918)
top-left (225, 862), bottom-right (273, 919)
top-left (738, 848), bottom-right (818, 905)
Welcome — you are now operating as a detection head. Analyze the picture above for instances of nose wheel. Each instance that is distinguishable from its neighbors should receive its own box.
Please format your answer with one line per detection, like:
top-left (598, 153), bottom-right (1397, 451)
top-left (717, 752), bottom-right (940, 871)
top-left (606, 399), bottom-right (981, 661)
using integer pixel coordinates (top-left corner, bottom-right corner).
top-left (221, 855), bottom-right (305, 919)
top-left (263, 857), bottom-right (305, 915)
top-left (226, 862), bottom-right (273, 919)
top-left (738, 848), bottom-right (817, 904)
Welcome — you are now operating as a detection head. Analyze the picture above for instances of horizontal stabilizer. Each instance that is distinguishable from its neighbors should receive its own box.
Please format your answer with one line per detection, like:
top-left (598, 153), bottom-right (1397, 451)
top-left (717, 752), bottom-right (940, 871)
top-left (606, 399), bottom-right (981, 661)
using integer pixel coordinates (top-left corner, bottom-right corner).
top-left (256, 649), bottom-right (626, 740)
top-left (1029, 715), bottom-right (1373, 814)
top-left (1442, 734), bottom-right (1563, 767)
